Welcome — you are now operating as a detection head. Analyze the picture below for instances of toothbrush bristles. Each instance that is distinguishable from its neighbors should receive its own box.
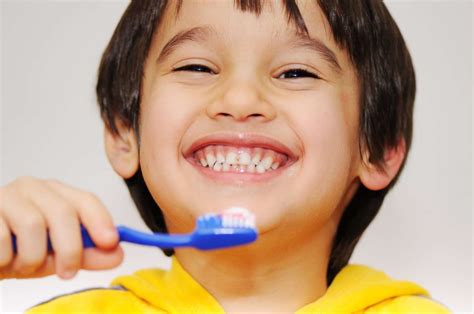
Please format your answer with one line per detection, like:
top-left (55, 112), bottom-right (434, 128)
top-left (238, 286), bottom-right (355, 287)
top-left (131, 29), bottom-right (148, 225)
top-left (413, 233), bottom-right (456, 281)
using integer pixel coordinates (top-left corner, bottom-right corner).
top-left (197, 207), bottom-right (256, 229)
top-left (220, 207), bottom-right (255, 229)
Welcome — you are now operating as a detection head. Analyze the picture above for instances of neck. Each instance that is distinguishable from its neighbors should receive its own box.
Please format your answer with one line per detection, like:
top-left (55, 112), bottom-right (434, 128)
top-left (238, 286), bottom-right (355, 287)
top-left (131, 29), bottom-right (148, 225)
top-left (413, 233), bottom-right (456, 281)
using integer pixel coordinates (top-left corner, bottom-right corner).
top-left (175, 220), bottom-right (336, 313)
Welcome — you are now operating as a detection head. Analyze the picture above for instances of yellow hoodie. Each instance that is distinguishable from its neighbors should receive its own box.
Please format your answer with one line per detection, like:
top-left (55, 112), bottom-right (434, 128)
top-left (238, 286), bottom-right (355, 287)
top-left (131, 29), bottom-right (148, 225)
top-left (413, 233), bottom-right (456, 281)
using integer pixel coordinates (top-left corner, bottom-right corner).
top-left (28, 257), bottom-right (450, 313)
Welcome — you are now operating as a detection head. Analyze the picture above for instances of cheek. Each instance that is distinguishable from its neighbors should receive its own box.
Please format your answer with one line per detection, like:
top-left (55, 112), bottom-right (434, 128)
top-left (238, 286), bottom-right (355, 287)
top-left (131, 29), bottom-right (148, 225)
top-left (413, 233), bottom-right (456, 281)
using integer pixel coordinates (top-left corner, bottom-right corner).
top-left (140, 84), bottom-right (198, 162)
top-left (288, 91), bottom-right (359, 218)
top-left (304, 108), bottom-right (356, 165)
top-left (140, 100), bottom-right (179, 165)
top-left (138, 87), bottom-right (199, 223)
top-left (295, 90), bottom-right (357, 161)
top-left (139, 78), bottom-right (213, 148)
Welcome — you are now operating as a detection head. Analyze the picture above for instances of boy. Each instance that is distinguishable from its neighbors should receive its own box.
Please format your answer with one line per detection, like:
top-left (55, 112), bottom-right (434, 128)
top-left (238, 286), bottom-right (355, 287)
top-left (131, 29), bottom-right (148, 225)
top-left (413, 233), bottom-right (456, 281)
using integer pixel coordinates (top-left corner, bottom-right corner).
top-left (0, 0), bottom-right (450, 312)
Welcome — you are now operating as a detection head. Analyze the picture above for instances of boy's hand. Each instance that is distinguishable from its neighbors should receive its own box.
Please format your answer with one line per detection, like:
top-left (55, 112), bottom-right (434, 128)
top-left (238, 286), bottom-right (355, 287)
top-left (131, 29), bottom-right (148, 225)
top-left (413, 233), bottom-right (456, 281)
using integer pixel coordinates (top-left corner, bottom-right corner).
top-left (0, 177), bottom-right (123, 280)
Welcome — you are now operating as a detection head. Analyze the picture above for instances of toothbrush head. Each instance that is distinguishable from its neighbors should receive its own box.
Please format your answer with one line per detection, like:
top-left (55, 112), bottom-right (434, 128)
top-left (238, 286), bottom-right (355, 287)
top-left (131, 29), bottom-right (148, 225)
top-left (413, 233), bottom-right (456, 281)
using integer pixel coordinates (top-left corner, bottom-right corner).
top-left (192, 207), bottom-right (258, 250)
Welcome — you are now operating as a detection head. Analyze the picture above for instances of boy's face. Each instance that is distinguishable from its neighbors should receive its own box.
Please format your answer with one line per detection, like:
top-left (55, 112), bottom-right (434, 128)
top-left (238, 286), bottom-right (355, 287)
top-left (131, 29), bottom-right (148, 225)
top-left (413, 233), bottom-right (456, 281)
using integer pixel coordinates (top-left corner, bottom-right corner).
top-left (137, 0), bottom-right (361, 237)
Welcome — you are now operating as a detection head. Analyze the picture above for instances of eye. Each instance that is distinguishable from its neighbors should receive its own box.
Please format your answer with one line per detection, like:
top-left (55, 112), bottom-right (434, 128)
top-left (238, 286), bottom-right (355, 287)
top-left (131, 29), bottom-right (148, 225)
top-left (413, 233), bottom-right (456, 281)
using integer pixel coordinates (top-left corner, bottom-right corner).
top-left (172, 64), bottom-right (320, 79)
top-left (278, 68), bottom-right (320, 79)
top-left (172, 64), bottom-right (215, 74)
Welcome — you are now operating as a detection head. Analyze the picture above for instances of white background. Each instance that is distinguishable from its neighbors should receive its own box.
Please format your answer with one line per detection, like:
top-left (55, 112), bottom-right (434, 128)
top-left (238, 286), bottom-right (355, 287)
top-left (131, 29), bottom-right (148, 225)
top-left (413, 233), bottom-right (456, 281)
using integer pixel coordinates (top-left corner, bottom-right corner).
top-left (0, 0), bottom-right (472, 313)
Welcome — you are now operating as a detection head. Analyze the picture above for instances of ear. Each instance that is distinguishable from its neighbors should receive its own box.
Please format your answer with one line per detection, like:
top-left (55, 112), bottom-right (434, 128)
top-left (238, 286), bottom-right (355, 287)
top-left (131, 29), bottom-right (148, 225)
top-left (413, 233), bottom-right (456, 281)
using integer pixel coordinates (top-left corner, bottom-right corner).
top-left (358, 138), bottom-right (406, 191)
top-left (104, 121), bottom-right (139, 179)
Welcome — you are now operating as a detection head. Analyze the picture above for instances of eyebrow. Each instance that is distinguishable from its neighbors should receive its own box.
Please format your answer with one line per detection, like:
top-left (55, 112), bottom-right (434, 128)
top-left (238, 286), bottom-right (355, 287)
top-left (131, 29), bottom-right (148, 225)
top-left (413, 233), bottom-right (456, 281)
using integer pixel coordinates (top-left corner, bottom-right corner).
top-left (287, 33), bottom-right (342, 72)
top-left (156, 25), bottom-right (217, 64)
top-left (156, 25), bottom-right (341, 72)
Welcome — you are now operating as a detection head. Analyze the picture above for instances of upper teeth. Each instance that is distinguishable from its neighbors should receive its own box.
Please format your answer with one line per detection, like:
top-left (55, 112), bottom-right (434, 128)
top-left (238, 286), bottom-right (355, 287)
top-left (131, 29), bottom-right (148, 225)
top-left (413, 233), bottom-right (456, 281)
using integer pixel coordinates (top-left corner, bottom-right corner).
top-left (195, 145), bottom-right (285, 174)
top-left (204, 154), bottom-right (216, 167)
top-left (226, 152), bottom-right (238, 164)
top-left (260, 156), bottom-right (273, 169)
top-left (238, 152), bottom-right (251, 165)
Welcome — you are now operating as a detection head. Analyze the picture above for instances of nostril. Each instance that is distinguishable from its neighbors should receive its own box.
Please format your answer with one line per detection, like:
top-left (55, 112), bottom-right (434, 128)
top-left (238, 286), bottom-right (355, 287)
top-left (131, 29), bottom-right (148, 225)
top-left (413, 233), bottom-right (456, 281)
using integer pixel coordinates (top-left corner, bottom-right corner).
top-left (217, 112), bottom-right (261, 120)
top-left (212, 110), bottom-right (269, 122)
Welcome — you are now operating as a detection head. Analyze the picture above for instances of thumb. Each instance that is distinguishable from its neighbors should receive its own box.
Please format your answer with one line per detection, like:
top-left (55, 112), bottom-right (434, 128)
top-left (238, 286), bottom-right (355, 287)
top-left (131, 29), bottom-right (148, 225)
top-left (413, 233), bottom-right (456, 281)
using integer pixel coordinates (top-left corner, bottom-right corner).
top-left (81, 246), bottom-right (124, 271)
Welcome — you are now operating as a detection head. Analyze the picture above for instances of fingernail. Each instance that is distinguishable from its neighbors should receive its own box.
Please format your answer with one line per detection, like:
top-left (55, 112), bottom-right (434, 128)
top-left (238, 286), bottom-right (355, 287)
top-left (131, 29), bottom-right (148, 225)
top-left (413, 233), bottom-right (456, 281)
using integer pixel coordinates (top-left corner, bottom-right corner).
top-left (104, 229), bottom-right (118, 241)
top-left (61, 269), bottom-right (77, 280)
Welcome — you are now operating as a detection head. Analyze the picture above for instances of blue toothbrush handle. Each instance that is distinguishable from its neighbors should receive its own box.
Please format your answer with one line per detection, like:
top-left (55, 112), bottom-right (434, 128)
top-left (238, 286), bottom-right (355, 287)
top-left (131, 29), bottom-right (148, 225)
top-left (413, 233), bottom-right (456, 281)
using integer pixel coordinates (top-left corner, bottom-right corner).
top-left (116, 225), bottom-right (192, 248)
top-left (11, 225), bottom-right (192, 253)
top-left (11, 225), bottom-right (98, 253)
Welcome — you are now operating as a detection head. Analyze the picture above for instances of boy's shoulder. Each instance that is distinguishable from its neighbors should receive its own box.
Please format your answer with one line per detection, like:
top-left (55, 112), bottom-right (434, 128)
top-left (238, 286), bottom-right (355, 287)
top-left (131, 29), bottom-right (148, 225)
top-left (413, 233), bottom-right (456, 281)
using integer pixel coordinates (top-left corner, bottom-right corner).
top-left (341, 264), bottom-right (450, 313)
top-left (298, 263), bottom-right (451, 313)
top-left (25, 258), bottom-right (223, 314)
top-left (363, 295), bottom-right (451, 313)
top-left (26, 286), bottom-right (162, 314)
top-left (25, 258), bottom-right (221, 314)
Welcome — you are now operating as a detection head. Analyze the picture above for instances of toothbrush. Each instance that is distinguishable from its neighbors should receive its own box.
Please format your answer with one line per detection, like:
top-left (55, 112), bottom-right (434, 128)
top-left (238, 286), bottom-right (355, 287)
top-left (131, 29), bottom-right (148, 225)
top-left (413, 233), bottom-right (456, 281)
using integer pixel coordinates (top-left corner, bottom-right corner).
top-left (12, 207), bottom-right (258, 252)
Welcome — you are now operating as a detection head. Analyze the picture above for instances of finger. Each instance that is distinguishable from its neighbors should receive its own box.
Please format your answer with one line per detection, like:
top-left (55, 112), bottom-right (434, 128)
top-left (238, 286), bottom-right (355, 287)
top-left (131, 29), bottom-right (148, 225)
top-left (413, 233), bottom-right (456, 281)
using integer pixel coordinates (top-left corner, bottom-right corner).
top-left (0, 216), bottom-right (13, 267)
top-left (2, 197), bottom-right (47, 275)
top-left (29, 183), bottom-right (82, 280)
top-left (46, 180), bottom-right (118, 249)
top-left (1, 255), bottom-right (56, 279)
top-left (3, 246), bottom-right (125, 278)
top-left (82, 246), bottom-right (124, 271)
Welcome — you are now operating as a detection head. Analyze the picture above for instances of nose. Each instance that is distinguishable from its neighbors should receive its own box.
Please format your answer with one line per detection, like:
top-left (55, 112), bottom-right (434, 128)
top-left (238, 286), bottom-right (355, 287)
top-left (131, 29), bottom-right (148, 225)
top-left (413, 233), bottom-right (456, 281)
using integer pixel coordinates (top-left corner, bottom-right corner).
top-left (206, 77), bottom-right (277, 122)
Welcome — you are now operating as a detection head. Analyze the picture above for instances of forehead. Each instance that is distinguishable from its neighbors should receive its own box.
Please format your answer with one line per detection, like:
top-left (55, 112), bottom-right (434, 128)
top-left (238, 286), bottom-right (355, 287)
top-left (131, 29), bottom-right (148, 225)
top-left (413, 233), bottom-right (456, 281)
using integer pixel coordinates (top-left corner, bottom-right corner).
top-left (161, 0), bottom-right (329, 40)
top-left (171, 0), bottom-right (309, 33)
top-left (152, 0), bottom-right (347, 72)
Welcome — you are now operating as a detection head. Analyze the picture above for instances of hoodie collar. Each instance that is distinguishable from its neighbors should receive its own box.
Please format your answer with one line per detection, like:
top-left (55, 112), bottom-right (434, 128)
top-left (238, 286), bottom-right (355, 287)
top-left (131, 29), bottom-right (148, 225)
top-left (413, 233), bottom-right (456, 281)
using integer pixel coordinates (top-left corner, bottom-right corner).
top-left (112, 257), bottom-right (429, 313)
top-left (112, 257), bottom-right (225, 313)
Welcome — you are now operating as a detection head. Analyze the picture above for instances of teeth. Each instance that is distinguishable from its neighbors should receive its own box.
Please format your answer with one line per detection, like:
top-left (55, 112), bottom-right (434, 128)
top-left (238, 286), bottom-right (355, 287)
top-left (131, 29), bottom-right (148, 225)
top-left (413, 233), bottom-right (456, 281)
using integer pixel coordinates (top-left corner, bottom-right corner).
top-left (256, 164), bottom-right (266, 174)
top-left (239, 152), bottom-right (251, 165)
top-left (251, 150), bottom-right (262, 165)
top-left (222, 162), bottom-right (230, 172)
top-left (206, 154), bottom-right (217, 168)
top-left (199, 158), bottom-right (208, 167)
top-left (216, 152), bottom-right (226, 164)
top-left (260, 156), bottom-right (273, 170)
top-left (247, 163), bottom-right (256, 173)
top-left (213, 162), bottom-right (222, 172)
top-left (197, 147), bottom-right (284, 174)
top-left (226, 152), bottom-right (238, 165)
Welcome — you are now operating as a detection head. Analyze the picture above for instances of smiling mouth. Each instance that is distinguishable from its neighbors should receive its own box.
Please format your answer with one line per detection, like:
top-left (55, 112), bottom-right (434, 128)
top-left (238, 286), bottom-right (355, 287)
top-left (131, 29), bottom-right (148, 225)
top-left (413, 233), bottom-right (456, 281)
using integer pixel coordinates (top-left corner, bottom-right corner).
top-left (192, 145), bottom-right (289, 174)
top-left (183, 133), bottom-right (298, 183)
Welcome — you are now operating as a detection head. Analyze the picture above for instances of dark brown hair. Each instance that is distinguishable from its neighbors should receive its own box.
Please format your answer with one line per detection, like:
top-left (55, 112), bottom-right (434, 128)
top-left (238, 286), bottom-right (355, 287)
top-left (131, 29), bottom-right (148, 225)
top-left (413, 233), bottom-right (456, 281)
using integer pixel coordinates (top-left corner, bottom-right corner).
top-left (96, 0), bottom-right (415, 285)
